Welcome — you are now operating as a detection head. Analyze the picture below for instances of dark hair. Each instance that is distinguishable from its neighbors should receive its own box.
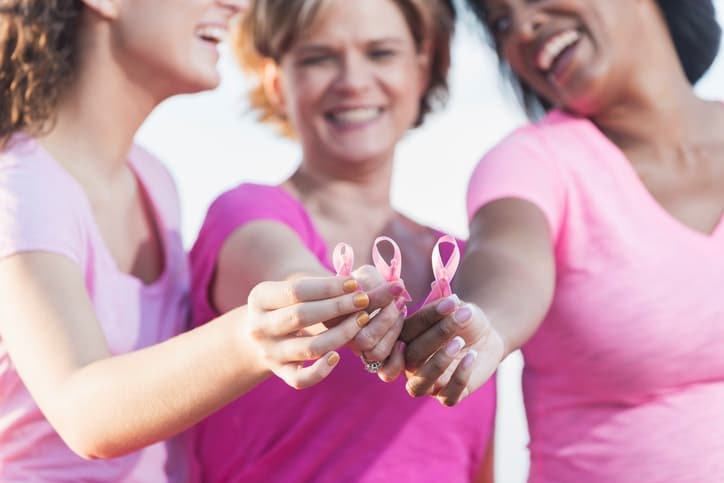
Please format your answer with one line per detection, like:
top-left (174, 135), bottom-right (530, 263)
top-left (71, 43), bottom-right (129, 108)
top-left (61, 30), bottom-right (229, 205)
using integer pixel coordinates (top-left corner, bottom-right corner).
top-left (465, 0), bottom-right (722, 119)
top-left (0, 0), bottom-right (84, 148)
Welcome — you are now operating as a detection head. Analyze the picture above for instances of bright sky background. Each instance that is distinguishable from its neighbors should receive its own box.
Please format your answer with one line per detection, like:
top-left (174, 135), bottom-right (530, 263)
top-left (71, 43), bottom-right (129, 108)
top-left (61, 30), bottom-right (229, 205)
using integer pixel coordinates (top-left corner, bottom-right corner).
top-left (137, 3), bottom-right (724, 481)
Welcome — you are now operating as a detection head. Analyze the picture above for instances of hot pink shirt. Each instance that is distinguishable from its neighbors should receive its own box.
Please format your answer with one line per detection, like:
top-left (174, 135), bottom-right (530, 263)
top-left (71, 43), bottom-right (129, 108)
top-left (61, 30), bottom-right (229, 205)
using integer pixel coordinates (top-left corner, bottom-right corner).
top-left (467, 110), bottom-right (724, 483)
top-left (0, 137), bottom-right (191, 482)
top-left (189, 183), bottom-right (496, 483)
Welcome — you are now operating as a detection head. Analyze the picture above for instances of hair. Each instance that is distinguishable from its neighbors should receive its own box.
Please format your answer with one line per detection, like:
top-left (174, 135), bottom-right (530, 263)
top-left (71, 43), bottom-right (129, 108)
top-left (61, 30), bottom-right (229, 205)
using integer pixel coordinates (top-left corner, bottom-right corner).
top-left (234, 0), bottom-right (456, 137)
top-left (0, 0), bottom-right (84, 148)
top-left (465, 0), bottom-right (723, 119)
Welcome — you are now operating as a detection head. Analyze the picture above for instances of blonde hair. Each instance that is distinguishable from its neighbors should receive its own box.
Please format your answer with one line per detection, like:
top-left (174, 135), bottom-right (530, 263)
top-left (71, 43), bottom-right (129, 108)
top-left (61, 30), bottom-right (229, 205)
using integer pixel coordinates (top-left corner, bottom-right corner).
top-left (234, 0), bottom-right (456, 137)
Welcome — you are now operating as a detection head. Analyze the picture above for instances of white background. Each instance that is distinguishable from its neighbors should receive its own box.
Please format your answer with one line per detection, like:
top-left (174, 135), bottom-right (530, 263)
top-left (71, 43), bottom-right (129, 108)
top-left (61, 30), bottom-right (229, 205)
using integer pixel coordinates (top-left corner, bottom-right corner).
top-left (137, 3), bottom-right (724, 481)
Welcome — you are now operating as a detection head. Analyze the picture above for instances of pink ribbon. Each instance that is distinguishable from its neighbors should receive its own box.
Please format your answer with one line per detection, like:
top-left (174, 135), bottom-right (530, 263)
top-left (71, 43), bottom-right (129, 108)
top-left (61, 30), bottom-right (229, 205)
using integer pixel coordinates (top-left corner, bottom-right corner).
top-left (372, 236), bottom-right (412, 302)
top-left (332, 242), bottom-right (354, 276)
top-left (421, 235), bottom-right (460, 306)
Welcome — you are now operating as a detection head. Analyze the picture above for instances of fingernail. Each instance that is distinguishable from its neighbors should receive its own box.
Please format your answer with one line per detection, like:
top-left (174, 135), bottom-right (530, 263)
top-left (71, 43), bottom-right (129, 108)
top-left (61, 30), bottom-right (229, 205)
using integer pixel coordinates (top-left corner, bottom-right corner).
top-left (389, 283), bottom-right (405, 297)
top-left (395, 298), bottom-right (406, 311)
top-left (397, 341), bottom-right (407, 353)
top-left (461, 349), bottom-right (478, 369)
top-left (356, 312), bottom-right (370, 328)
top-left (343, 279), bottom-right (359, 293)
top-left (452, 306), bottom-right (472, 325)
top-left (353, 292), bottom-right (370, 308)
top-left (450, 294), bottom-right (461, 304)
top-left (401, 306), bottom-right (408, 318)
top-left (327, 352), bottom-right (340, 367)
top-left (445, 336), bottom-right (465, 357)
top-left (437, 297), bottom-right (456, 315)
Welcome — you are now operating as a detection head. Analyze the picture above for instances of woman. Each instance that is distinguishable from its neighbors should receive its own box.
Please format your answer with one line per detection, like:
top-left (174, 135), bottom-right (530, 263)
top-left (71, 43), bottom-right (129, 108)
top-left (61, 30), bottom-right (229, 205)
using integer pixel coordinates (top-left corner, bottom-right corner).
top-left (0, 1), bottom-right (393, 480)
top-left (402, 0), bottom-right (724, 482)
top-left (189, 0), bottom-right (496, 481)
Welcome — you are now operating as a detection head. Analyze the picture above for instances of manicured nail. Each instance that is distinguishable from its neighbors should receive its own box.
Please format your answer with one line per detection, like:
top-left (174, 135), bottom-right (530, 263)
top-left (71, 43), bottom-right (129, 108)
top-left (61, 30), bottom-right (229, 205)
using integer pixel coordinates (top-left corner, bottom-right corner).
top-left (452, 306), bottom-right (472, 325)
top-left (445, 336), bottom-right (465, 357)
top-left (389, 283), bottom-right (405, 297)
top-left (353, 292), bottom-right (370, 308)
top-left (395, 298), bottom-right (406, 311)
top-left (397, 341), bottom-right (407, 353)
top-left (437, 297), bottom-right (456, 315)
top-left (356, 312), bottom-right (370, 328)
top-left (343, 279), bottom-right (359, 293)
top-left (327, 352), bottom-right (340, 367)
top-left (401, 306), bottom-right (408, 318)
top-left (461, 350), bottom-right (478, 369)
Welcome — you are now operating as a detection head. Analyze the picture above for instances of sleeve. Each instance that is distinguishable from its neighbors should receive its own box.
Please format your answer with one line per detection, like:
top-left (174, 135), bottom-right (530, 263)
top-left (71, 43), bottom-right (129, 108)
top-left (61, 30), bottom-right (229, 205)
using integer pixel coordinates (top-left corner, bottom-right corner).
top-left (466, 126), bottom-right (567, 241)
top-left (0, 160), bottom-right (84, 264)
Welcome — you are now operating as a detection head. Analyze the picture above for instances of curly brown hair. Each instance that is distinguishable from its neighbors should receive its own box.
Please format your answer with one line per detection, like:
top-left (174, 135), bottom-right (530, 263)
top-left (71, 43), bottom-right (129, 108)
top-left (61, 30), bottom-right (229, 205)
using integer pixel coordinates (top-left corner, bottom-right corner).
top-left (0, 0), bottom-right (84, 149)
top-left (234, 0), bottom-right (456, 137)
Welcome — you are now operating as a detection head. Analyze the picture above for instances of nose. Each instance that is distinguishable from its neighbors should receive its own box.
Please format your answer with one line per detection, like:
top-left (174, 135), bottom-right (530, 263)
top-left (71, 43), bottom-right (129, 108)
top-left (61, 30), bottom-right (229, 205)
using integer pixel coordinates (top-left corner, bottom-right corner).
top-left (217, 0), bottom-right (250, 15)
top-left (511, 4), bottom-right (546, 42)
top-left (333, 52), bottom-right (373, 95)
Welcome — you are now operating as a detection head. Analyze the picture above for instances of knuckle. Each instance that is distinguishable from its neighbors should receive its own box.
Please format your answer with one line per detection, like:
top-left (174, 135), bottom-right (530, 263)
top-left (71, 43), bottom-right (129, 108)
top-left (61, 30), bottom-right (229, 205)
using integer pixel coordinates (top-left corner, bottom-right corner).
top-left (428, 354), bottom-right (450, 375)
top-left (435, 318), bottom-right (457, 339)
top-left (354, 331), bottom-right (376, 352)
top-left (287, 282), bottom-right (303, 304)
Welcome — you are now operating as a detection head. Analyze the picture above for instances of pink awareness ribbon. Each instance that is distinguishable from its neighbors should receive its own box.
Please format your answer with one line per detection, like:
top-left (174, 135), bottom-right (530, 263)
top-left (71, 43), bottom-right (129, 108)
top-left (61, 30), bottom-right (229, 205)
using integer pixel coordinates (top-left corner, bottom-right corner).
top-left (421, 235), bottom-right (461, 306)
top-left (372, 236), bottom-right (412, 302)
top-left (332, 242), bottom-right (355, 276)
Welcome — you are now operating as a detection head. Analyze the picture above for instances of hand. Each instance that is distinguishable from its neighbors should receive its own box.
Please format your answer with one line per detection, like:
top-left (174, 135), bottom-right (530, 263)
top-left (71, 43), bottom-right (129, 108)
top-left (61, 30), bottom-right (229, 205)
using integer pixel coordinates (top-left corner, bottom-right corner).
top-left (243, 275), bottom-right (372, 389)
top-left (400, 295), bottom-right (504, 406)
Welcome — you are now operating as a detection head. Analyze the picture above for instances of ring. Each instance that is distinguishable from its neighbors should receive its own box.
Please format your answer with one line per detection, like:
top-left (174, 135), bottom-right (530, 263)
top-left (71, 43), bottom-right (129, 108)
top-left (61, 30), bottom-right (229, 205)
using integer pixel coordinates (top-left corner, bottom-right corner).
top-left (361, 354), bottom-right (383, 373)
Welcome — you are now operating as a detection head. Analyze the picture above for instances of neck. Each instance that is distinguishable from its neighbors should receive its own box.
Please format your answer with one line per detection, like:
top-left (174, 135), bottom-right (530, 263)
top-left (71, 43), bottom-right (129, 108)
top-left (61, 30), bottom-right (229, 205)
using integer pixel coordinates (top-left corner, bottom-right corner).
top-left (288, 154), bottom-right (395, 223)
top-left (38, 17), bottom-right (164, 182)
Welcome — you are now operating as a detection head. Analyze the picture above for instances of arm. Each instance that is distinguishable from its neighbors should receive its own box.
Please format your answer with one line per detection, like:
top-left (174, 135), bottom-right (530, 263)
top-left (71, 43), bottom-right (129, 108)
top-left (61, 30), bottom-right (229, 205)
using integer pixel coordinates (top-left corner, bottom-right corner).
top-left (0, 252), bottom-right (368, 459)
top-left (402, 198), bottom-right (555, 405)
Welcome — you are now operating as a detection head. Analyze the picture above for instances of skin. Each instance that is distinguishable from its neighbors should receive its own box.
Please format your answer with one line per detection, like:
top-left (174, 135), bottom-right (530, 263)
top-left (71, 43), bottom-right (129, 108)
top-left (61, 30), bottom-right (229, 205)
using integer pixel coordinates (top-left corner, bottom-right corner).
top-left (0, 0), bottom-right (385, 460)
top-left (402, 0), bottom-right (724, 407)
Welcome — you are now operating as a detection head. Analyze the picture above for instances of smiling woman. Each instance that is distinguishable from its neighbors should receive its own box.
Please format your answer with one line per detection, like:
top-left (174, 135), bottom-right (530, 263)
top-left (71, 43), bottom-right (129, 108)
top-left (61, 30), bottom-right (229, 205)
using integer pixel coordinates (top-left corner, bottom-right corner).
top-left (187, 0), bottom-right (497, 481)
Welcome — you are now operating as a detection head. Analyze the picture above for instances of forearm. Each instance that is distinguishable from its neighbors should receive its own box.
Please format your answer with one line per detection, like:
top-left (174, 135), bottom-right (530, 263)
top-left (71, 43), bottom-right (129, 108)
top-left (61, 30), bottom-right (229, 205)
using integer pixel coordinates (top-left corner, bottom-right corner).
top-left (48, 308), bottom-right (264, 459)
top-left (455, 243), bottom-right (553, 358)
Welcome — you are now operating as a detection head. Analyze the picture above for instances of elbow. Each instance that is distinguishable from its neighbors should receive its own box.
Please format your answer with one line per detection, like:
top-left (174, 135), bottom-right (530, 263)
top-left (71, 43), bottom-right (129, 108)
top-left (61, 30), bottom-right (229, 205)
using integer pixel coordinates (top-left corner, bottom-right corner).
top-left (61, 430), bottom-right (127, 460)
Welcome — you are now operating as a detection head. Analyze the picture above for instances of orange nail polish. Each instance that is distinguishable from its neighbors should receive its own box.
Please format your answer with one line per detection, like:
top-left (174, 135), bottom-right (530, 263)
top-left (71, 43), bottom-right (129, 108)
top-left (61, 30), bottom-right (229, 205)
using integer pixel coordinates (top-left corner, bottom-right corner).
top-left (356, 312), bottom-right (370, 328)
top-left (353, 292), bottom-right (370, 308)
top-left (343, 279), bottom-right (358, 293)
top-left (327, 352), bottom-right (340, 366)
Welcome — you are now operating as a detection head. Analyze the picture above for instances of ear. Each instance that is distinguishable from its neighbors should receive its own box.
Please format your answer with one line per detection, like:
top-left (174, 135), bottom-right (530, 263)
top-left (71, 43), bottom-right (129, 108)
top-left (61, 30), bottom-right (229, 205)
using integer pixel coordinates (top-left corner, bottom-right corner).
top-left (262, 60), bottom-right (287, 117)
top-left (80, 0), bottom-right (119, 19)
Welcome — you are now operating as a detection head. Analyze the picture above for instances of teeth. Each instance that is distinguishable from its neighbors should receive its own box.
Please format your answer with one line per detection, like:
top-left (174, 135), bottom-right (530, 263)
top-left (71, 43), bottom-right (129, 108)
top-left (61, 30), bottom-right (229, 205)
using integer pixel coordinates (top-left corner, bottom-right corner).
top-left (330, 108), bottom-right (381, 124)
top-left (196, 26), bottom-right (226, 44)
top-left (537, 30), bottom-right (580, 72)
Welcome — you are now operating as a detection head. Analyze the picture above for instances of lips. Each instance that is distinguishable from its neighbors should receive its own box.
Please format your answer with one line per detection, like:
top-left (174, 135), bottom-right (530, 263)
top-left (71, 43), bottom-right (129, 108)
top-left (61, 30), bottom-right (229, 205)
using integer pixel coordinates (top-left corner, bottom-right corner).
top-left (195, 25), bottom-right (227, 45)
top-left (325, 107), bottom-right (383, 125)
top-left (535, 29), bottom-right (581, 74)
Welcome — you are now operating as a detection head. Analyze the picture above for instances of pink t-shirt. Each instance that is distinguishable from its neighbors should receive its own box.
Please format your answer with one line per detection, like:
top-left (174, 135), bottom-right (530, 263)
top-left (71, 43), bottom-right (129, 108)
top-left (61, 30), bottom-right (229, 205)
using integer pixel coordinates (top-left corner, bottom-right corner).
top-left (467, 110), bottom-right (724, 483)
top-left (0, 137), bottom-right (191, 482)
top-left (189, 183), bottom-right (496, 483)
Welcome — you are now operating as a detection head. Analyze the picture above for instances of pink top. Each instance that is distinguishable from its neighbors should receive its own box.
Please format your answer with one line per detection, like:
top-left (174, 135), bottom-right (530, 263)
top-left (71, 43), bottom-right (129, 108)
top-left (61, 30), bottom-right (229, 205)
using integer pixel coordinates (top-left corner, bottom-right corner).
top-left (467, 110), bottom-right (724, 483)
top-left (189, 183), bottom-right (496, 483)
top-left (0, 137), bottom-right (191, 482)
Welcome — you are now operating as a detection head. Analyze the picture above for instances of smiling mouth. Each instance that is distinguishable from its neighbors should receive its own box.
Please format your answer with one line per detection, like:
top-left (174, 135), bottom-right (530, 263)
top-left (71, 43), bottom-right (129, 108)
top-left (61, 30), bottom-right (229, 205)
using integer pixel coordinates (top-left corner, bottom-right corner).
top-left (536, 29), bottom-right (581, 75)
top-left (326, 107), bottom-right (383, 126)
top-left (195, 25), bottom-right (227, 45)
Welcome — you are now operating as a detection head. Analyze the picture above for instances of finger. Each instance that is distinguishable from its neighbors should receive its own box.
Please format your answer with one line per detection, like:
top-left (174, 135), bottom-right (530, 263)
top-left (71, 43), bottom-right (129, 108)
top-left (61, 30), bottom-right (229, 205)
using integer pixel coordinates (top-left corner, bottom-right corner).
top-left (405, 304), bottom-right (474, 371)
top-left (378, 340), bottom-right (406, 382)
top-left (351, 264), bottom-right (385, 291)
top-left (275, 352), bottom-right (341, 390)
top-left (249, 276), bottom-right (360, 311)
top-left (365, 281), bottom-right (406, 313)
top-left (350, 303), bottom-right (404, 361)
top-left (405, 336), bottom-right (466, 398)
top-left (399, 296), bottom-right (457, 343)
top-left (359, 308), bottom-right (405, 361)
top-left (436, 350), bottom-right (478, 406)
top-left (264, 291), bottom-right (370, 335)
top-left (273, 310), bottom-right (369, 361)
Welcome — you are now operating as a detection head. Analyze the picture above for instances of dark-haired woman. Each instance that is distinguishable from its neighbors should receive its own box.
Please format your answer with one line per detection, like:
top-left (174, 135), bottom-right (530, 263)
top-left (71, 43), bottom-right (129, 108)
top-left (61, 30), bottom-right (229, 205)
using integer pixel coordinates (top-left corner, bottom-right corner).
top-left (0, 1), bottom-right (398, 480)
top-left (401, 1), bottom-right (724, 481)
